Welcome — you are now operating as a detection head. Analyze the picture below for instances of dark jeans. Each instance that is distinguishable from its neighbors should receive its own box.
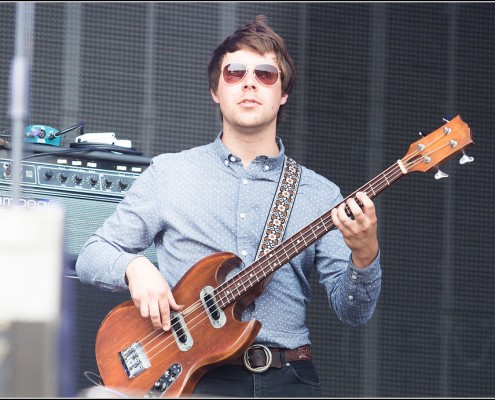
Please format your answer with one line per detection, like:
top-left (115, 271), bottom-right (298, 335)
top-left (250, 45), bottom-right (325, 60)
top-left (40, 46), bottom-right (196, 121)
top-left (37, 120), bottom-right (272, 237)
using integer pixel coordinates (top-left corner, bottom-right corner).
top-left (193, 360), bottom-right (322, 397)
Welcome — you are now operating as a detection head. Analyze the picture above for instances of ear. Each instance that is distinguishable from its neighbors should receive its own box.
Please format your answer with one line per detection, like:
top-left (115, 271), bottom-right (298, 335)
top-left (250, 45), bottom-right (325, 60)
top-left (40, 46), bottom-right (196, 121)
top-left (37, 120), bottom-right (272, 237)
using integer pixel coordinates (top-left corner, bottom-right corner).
top-left (210, 89), bottom-right (220, 104)
top-left (280, 93), bottom-right (288, 106)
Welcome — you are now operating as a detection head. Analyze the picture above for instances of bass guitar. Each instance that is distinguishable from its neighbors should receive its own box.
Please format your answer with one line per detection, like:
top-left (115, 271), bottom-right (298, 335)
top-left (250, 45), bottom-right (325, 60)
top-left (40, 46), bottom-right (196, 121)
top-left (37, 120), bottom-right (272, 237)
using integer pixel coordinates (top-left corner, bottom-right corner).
top-left (94, 115), bottom-right (473, 397)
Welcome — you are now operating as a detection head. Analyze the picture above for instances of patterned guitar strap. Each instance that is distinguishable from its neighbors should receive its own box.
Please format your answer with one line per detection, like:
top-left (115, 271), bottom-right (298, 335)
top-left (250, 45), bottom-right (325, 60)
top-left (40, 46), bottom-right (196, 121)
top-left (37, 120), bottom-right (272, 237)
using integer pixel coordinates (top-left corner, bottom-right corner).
top-left (255, 156), bottom-right (301, 291)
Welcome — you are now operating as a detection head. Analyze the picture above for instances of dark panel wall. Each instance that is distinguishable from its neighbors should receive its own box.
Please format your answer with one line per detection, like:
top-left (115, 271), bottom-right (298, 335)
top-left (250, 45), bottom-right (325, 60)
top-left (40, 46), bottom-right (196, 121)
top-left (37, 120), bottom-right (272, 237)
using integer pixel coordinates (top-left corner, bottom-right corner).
top-left (1, 2), bottom-right (493, 397)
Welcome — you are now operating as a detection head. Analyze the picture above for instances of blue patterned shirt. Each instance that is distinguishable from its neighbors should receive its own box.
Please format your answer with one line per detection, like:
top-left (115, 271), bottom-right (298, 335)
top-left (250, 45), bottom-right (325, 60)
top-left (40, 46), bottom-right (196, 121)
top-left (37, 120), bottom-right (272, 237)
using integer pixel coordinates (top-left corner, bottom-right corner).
top-left (75, 133), bottom-right (382, 348)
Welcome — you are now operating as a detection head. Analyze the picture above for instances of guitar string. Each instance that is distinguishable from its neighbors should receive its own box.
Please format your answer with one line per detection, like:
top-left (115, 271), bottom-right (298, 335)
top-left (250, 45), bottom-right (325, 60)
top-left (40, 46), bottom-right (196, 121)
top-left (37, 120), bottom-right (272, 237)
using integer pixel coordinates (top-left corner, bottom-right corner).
top-left (139, 162), bottom-right (409, 358)
top-left (138, 136), bottom-right (456, 360)
top-left (139, 137), bottom-right (454, 359)
top-left (139, 162), bottom-right (407, 360)
top-left (138, 140), bottom-right (439, 357)
top-left (135, 131), bottom-right (455, 350)
top-left (208, 137), bottom-right (457, 311)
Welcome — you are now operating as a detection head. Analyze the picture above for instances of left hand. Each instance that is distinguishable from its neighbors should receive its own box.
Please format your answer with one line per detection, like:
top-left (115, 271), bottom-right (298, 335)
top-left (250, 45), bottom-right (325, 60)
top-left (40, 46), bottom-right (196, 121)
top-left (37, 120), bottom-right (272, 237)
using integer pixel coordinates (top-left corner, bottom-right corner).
top-left (331, 191), bottom-right (379, 268)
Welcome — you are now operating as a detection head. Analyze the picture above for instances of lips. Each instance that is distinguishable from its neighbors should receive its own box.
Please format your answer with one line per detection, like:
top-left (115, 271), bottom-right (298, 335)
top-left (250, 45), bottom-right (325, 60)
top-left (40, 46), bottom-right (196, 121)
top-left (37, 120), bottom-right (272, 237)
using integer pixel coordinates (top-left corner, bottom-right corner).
top-left (239, 98), bottom-right (261, 105)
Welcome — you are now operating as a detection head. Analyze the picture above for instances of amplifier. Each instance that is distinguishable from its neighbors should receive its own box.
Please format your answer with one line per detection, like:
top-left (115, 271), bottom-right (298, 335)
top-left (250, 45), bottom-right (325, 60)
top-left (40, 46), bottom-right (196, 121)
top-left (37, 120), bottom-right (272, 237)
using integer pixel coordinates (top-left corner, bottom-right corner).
top-left (0, 146), bottom-right (158, 394)
top-left (0, 146), bottom-right (157, 273)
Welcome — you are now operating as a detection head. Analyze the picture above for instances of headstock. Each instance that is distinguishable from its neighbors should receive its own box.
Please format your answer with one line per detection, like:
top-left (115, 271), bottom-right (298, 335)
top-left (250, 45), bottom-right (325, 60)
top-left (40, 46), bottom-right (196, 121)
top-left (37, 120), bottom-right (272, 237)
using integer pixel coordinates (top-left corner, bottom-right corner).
top-left (400, 115), bottom-right (473, 175)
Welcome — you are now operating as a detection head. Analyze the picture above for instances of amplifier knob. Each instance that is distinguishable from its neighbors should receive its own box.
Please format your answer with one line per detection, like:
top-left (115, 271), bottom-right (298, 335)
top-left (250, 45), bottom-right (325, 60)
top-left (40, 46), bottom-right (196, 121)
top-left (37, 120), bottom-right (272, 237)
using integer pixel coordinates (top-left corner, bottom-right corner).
top-left (44, 170), bottom-right (54, 180)
top-left (59, 173), bottom-right (68, 183)
top-left (117, 179), bottom-right (129, 190)
top-left (74, 175), bottom-right (83, 185)
top-left (104, 178), bottom-right (113, 187)
top-left (89, 176), bottom-right (99, 186)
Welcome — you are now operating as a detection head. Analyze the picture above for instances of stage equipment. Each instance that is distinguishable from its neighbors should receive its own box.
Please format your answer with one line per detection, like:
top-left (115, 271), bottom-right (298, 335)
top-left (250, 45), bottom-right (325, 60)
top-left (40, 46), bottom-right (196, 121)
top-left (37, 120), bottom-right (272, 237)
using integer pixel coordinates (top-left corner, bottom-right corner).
top-left (0, 144), bottom-right (155, 394)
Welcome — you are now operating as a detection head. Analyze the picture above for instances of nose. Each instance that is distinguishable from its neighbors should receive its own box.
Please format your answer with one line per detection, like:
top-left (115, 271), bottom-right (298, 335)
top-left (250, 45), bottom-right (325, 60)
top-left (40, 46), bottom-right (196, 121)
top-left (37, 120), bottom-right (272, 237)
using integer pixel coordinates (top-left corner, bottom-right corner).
top-left (243, 68), bottom-right (257, 90)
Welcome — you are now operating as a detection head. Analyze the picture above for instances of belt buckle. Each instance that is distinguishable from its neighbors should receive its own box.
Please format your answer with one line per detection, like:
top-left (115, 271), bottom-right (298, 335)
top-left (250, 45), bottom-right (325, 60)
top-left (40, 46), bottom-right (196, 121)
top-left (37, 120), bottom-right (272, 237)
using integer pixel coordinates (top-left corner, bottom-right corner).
top-left (242, 344), bottom-right (272, 373)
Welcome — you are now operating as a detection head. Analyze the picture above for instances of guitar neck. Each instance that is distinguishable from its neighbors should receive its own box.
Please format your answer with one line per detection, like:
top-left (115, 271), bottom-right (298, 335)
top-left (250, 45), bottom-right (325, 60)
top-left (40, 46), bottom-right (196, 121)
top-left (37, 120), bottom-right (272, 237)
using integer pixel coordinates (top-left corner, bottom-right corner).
top-left (215, 162), bottom-right (406, 308)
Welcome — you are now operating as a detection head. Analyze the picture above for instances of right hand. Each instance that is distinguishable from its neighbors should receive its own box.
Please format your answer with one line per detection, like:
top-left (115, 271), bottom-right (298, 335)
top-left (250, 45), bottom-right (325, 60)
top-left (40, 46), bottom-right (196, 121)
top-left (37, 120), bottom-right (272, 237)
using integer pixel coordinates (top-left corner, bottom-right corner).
top-left (125, 257), bottom-right (181, 330)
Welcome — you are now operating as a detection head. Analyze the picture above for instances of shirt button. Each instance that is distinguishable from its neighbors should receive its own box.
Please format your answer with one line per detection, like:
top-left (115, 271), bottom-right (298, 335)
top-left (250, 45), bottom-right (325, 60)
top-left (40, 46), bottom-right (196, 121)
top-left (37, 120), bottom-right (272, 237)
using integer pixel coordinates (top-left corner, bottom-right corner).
top-left (348, 295), bottom-right (354, 300)
top-left (264, 165), bottom-right (269, 171)
top-left (240, 213), bottom-right (246, 219)
top-left (242, 179), bottom-right (248, 185)
top-left (351, 274), bottom-right (357, 280)
top-left (230, 156), bottom-right (236, 162)
top-left (224, 160), bottom-right (229, 166)
top-left (241, 250), bottom-right (248, 256)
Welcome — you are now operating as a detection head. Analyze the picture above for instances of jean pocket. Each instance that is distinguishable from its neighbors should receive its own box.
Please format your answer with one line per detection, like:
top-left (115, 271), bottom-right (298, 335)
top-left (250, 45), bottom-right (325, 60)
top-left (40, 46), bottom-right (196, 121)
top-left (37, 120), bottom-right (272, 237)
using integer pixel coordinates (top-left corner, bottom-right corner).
top-left (286, 360), bottom-right (321, 388)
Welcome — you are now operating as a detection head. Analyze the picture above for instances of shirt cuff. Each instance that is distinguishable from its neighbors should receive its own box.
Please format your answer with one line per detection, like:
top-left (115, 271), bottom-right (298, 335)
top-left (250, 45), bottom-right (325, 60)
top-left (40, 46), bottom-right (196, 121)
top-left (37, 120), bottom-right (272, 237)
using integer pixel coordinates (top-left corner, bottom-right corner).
top-left (112, 253), bottom-right (147, 288)
top-left (347, 249), bottom-right (381, 283)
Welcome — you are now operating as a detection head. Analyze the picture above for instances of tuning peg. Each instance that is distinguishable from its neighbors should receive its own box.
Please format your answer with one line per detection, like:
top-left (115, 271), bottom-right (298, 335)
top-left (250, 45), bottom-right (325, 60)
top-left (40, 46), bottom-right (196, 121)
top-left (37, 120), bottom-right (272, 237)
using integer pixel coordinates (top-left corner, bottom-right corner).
top-left (434, 167), bottom-right (449, 180)
top-left (442, 116), bottom-right (453, 123)
top-left (418, 131), bottom-right (425, 137)
top-left (459, 150), bottom-right (474, 164)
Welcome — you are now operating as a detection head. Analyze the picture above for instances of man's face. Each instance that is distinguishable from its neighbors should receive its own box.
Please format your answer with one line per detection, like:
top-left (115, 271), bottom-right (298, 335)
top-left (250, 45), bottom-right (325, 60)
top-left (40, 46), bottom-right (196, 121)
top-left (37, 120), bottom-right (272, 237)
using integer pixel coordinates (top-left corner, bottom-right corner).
top-left (211, 49), bottom-right (288, 132)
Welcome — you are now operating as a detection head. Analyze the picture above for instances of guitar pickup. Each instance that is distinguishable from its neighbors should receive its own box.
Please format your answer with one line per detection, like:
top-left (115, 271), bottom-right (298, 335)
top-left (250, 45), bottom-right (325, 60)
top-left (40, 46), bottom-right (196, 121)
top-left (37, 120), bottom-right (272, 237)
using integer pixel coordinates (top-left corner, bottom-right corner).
top-left (119, 342), bottom-right (151, 379)
top-left (200, 286), bottom-right (226, 328)
top-left (171, 311), bottom-right (193, 351)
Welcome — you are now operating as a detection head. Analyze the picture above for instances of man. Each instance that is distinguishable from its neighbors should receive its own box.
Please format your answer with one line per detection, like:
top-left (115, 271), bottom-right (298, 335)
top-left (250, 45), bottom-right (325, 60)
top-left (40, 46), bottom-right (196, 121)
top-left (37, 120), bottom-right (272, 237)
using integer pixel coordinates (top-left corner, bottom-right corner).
top-left (76, 15), bottom-right (382, 397)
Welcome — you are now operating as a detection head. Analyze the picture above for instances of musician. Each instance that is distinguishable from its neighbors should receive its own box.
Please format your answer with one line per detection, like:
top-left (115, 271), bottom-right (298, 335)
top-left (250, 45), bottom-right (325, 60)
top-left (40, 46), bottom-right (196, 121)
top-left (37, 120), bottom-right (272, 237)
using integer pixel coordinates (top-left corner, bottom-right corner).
top-left (76, 15), bottom-right (382, 397)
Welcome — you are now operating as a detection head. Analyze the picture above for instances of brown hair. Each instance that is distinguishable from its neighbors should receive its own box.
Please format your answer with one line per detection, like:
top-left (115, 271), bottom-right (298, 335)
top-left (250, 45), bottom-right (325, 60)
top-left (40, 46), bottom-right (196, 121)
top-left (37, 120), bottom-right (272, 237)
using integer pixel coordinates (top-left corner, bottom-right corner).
top-left (208, 15), bottom-right (296, 124)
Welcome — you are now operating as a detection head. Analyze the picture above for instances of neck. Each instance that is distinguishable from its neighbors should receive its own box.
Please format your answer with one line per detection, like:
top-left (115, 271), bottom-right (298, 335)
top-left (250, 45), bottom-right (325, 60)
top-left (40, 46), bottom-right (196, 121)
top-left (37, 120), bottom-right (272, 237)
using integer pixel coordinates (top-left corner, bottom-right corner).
top-left (221, 126), bottom-right (279, 168)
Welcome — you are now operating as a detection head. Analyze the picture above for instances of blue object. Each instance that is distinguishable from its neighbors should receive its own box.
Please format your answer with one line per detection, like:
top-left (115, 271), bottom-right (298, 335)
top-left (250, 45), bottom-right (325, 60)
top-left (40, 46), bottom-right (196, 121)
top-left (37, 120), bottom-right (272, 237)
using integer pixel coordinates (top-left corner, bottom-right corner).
top-left (24, 125), bottom-right (62, 146)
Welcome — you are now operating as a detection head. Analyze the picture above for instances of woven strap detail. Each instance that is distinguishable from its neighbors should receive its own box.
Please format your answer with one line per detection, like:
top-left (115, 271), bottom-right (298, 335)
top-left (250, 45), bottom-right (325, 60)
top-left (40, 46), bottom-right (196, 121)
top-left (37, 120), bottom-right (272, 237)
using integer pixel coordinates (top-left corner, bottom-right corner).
top-left (256, 156), bottom-right (301, 260)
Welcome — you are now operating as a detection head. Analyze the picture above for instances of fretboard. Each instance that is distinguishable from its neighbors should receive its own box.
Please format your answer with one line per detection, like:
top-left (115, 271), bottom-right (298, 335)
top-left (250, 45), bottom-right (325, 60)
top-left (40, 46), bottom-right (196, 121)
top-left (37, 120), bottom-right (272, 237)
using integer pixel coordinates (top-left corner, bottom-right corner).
top-left (215, 162), bottom-right (405, 308)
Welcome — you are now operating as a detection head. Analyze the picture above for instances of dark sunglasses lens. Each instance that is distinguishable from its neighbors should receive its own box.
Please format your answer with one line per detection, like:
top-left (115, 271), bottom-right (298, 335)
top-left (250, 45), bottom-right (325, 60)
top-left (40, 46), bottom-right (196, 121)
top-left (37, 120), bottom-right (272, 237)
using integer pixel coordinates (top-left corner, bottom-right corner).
top-left (254, 64), bottom-right (279, 85)
top-left (223, 63), bottom-right (247, 84)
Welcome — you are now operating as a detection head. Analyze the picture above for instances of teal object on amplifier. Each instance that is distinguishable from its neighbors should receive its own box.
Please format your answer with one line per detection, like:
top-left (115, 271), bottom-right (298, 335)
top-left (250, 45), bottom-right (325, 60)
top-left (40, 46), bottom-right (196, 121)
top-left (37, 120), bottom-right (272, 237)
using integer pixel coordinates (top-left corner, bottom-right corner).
top-left (24, 125), bottom-right (62, 146)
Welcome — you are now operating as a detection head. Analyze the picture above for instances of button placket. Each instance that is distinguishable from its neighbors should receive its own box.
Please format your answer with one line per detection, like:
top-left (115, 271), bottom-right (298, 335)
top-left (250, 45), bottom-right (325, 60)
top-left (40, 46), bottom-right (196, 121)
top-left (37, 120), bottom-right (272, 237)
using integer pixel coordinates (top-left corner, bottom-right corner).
top-left (237, 173), bottom-right (255, 264)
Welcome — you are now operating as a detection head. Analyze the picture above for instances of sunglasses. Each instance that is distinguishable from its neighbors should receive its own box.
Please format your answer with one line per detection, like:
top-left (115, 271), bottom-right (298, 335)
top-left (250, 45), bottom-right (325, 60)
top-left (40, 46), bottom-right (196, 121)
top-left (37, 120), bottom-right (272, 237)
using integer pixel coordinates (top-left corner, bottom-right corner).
top-left (222, 63), bottom-right (281, 86)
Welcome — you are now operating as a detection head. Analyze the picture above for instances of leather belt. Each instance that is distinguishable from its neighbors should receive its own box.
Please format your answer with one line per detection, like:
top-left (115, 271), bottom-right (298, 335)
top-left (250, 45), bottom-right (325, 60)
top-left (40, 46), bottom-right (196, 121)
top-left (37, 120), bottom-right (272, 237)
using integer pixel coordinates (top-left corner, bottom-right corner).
top-left (229, 344), bottom-right (312, 373)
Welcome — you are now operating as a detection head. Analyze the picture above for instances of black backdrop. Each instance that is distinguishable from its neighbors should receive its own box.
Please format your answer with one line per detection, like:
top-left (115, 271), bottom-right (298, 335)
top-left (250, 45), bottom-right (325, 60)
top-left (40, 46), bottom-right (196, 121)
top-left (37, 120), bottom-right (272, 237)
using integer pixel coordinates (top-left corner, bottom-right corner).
top-left (1, 2), bottom-right (494, 397)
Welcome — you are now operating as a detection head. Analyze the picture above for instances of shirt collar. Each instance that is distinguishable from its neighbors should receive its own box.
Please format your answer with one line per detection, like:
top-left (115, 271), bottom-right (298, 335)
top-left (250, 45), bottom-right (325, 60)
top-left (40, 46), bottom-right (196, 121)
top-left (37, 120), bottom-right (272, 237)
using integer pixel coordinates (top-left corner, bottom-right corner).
top-left (212, 131), bottom-right (286, 171)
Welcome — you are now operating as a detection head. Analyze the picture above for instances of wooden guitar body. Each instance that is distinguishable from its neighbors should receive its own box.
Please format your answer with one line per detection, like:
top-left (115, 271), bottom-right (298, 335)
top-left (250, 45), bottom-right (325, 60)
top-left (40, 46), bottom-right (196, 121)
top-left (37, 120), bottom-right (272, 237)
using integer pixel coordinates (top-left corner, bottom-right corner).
top-left (95, 252), bottom-right (262, 398)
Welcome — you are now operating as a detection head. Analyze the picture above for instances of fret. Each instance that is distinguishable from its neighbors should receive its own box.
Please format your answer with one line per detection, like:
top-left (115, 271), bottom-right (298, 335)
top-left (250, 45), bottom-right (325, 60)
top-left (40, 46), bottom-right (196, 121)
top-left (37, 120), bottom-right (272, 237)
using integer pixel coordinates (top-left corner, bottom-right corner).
top-left (368, 183), bottom-right (376, 196)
